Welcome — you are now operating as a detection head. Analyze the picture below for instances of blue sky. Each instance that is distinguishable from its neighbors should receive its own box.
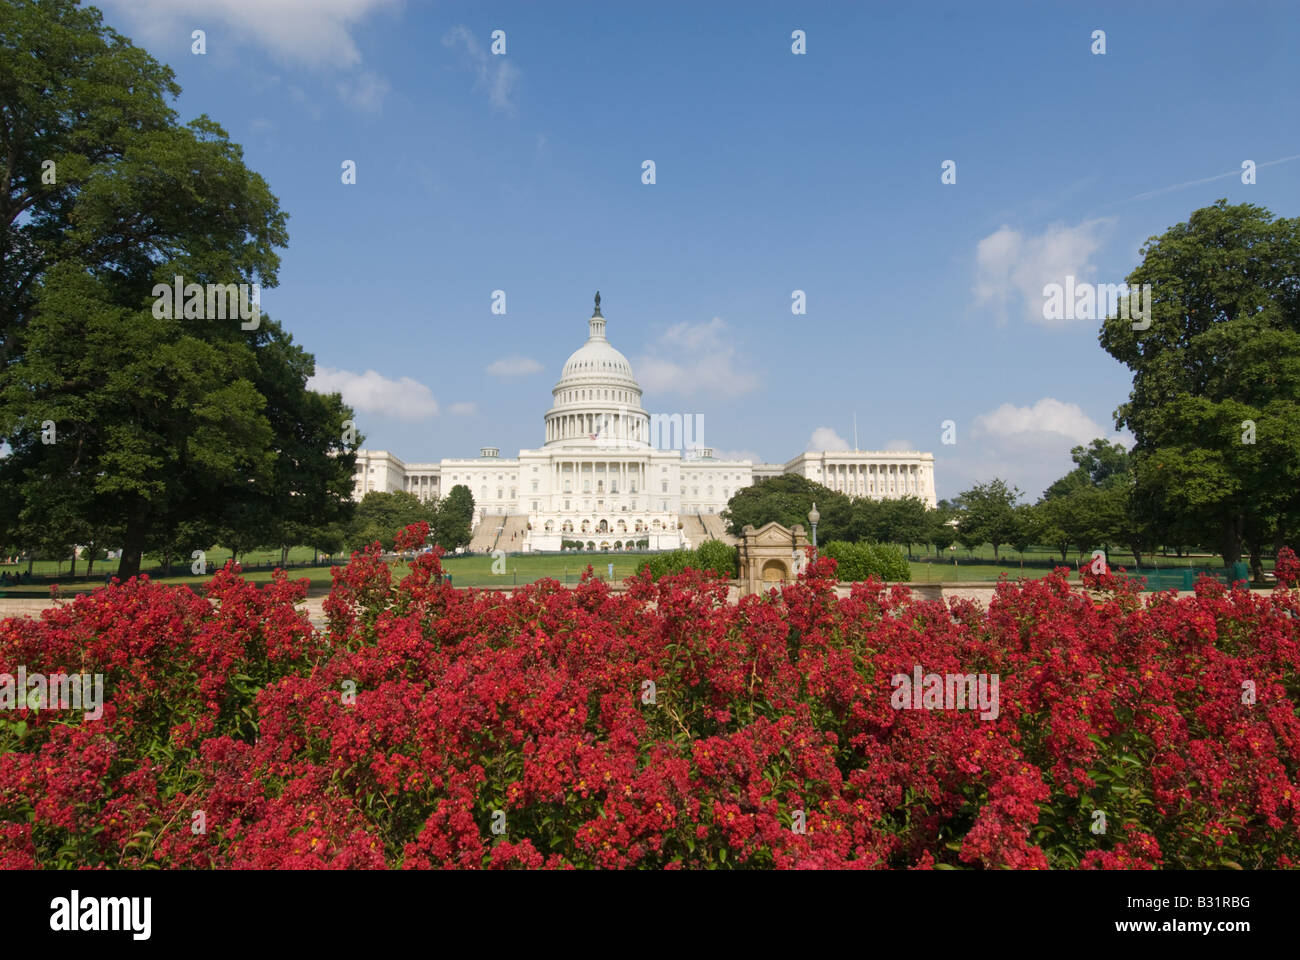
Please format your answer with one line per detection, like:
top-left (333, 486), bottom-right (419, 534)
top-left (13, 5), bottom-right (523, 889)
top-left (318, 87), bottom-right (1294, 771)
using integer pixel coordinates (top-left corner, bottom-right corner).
top-left (98, 0), bottom-right (1300, 499)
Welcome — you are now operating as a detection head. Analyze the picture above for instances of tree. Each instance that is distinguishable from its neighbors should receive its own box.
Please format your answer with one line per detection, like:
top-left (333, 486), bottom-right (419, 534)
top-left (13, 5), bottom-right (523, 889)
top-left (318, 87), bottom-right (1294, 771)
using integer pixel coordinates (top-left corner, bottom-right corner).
top-left (0, 2), bottom-right (355, 580)
top-left (433, 485), bottom-right (475, 551)
top-left (350, 492), bottom-right (433, 553)
top-left (1009, 503), bottom-right (1043, 564)
top-left (1099, 199), bottom-right (1300, 568)
top-left (925, 504), bottom-right (958, 557)
top-left (722, 475), bottom-right (851, 542)
top-left (1042, 439), bottom-right (1132, 501)
top-left (877, 496), bottom-right (930, 559)
top-left (957, 479), bottom-right (1021, 561)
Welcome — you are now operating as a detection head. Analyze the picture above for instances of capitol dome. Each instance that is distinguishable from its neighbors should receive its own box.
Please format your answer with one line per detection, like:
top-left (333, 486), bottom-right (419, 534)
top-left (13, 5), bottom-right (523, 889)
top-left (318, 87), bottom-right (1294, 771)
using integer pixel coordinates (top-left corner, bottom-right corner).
top-left (544, 293), bottom-right (650, 447)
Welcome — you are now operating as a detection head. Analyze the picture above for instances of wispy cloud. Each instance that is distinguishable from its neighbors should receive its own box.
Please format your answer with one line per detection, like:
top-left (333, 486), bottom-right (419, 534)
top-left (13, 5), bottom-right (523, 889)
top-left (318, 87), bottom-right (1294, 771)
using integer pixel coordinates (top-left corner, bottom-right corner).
top-left (487, 355), bottom-right (542, 377)
top-left (337, 70), bottom-right (390, 111)
top-left (634, 317), bottom-right (760, 398)
top-left (449, 401), bottom-right (477, 415)
top-left (102, 0), bottom-right (401, 68)
top-left (307, 366), bottom-right (438, 419)
top-left (1121, 153), bottom-right (1300, 203)
top-left (102, 0), bottom-right (397, 110)
top-left (442, 25), bottom-right (521, 114)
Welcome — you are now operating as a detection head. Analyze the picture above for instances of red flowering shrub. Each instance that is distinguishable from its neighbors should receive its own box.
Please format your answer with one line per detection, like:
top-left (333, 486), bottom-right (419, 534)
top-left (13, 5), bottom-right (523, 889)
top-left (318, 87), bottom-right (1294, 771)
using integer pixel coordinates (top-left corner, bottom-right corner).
top-left (2, 525), bottom-right (1298, 869)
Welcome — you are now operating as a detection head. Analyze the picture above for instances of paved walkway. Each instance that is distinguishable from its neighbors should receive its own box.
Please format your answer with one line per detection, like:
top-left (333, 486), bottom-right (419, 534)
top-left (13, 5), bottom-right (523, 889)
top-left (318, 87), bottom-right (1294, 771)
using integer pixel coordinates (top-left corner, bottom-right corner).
top-left (3, 582), bottom-right (1263, 633)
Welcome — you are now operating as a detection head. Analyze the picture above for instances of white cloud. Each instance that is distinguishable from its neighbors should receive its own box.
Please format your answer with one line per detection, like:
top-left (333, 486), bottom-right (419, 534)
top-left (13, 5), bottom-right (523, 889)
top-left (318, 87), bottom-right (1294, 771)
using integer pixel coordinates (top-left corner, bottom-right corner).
top-left (442, 25), bottom-right (521, 114)
top-left (337, 70), bottom-right (390, 111)
top-left (807, 427), bottom-right (850, 452)
top-left (972, 398), bottom-right (1110, 445)
top-left (449, 401), bottom-right (477, 415)
top-left (973, 219), bottom-right (1112, 326)
top-left (883, 438), bottom-right (916, 452)
top-left (102, 0), bottom-right (400, 68)
top-left (487, 355), bottom-right (542, 377)
top-left (633, 317), bottom-right (760, 398)
top-left (937, 397), bottom-right (1128, 499)
top-left (307, 366), bottom-right (438, 419)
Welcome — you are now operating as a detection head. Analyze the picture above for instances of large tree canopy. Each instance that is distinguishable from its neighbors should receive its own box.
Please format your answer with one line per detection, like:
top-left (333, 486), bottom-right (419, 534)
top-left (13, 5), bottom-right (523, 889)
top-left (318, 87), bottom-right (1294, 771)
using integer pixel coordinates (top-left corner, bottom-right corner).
top-left (0, 0), bottom-right (356, 578)
top-left (1099, 200), bottom-right (1300, 569)
top-left (722, 474), bottom-right (850, 542)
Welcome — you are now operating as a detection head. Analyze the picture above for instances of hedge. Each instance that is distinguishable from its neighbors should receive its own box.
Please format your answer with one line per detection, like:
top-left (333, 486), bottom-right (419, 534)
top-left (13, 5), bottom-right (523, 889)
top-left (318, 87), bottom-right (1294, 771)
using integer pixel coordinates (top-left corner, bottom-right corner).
top-left (823, 540), bottom-right (911, 582)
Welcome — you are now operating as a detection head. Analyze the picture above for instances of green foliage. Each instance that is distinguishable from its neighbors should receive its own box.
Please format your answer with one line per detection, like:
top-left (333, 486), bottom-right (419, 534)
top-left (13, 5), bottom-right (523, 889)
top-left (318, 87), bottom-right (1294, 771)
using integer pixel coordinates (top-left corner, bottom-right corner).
top-left (641, 541), bottom-right (739, 580)
top-left (722, 474), bottom-right (850, 541)
top-left (694, 539), bottom-right (739, 578)
top-left (926, 503), bottom-right (959, 556)
top-left (0, 0), bottom-right (355, 580)
top-left (1099, 199), bottom-right (1300, 568)
top-left (822, 540), bottom-right (911, 582)
top-left (955, 479), bottom-right (1022, 561)
top-left (434, 484), bottom-right (474, 551)
top-left (349, 491), bottom-right (433, 552)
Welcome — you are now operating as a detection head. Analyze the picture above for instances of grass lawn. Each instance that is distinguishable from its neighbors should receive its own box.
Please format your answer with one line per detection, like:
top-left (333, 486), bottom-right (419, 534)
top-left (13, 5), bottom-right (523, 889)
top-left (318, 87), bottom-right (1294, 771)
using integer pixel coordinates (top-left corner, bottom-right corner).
top-left (0, 551), bottom-right (656, 597)
top-left (0, 542), bottom-right (1272, 599)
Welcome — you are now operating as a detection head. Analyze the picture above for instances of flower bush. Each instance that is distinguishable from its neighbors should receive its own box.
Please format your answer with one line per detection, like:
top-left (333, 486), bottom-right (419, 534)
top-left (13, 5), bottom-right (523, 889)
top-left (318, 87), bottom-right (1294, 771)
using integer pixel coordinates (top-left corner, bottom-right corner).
top-left (1, 528), bottom-right (1297, 870)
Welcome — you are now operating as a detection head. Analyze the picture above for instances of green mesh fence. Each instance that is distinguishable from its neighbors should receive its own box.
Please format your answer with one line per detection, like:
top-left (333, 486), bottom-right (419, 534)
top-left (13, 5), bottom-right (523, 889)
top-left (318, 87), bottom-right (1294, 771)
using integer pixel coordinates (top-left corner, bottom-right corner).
top-left (1123, 562), bottom-right (1253, 591)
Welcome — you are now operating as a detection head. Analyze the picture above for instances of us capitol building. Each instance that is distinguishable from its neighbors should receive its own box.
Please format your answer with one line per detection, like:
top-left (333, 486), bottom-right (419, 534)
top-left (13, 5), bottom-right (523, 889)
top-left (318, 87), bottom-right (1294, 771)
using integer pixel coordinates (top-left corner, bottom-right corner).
top-left (352, 295), bottom-right (937, 552)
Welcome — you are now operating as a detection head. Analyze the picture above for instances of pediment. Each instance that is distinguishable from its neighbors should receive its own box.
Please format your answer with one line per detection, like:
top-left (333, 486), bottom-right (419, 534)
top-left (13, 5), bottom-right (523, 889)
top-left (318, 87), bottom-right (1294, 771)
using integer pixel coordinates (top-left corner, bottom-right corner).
top-left (747, 520), bottom-right (806, 545)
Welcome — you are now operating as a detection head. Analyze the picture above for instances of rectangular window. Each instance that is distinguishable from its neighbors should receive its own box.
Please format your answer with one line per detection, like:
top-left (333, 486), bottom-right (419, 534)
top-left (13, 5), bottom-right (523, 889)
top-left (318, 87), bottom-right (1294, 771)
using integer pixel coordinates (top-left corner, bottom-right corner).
top-left (564, 500), bottom-right (570, 510)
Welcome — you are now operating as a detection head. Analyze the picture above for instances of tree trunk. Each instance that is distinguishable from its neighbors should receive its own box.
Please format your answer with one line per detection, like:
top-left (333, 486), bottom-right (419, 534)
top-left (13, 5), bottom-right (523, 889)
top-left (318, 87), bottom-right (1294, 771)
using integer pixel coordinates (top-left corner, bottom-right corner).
top-left (280, 544), bottom-right (289, 567)
top-left (26, 554), bottom-right (33, 576)
top-left (69, 549), bottom-right (77, 579)
top-left (1249, 540), bottom-right (1264, 584)
top-left (86, 548), bottom-right (96, 579)
top-left (116, 514), bottom-right (148, 581)
top-left (1218, 515), bottom-right (1243, 568)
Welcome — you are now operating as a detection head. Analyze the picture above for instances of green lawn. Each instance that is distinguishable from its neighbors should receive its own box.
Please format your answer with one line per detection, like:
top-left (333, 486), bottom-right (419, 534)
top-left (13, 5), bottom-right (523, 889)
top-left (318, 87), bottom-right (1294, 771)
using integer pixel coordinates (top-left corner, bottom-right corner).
top-left (0, 551), bottom-right (656, 597)
top-left (0, 542), bottom-right (1271, 599)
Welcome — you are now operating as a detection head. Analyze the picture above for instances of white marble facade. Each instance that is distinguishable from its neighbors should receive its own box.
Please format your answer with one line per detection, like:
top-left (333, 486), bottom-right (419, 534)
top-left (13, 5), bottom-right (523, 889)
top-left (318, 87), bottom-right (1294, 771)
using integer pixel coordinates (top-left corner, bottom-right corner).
top-left (352, 298), bottom-right (937, 551)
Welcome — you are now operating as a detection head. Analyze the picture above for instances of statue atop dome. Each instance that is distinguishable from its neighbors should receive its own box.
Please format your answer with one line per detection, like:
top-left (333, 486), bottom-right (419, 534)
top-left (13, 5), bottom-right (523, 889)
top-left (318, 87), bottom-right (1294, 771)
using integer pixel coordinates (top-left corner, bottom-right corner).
top-left (593, 291), bottom-right (602, 316)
